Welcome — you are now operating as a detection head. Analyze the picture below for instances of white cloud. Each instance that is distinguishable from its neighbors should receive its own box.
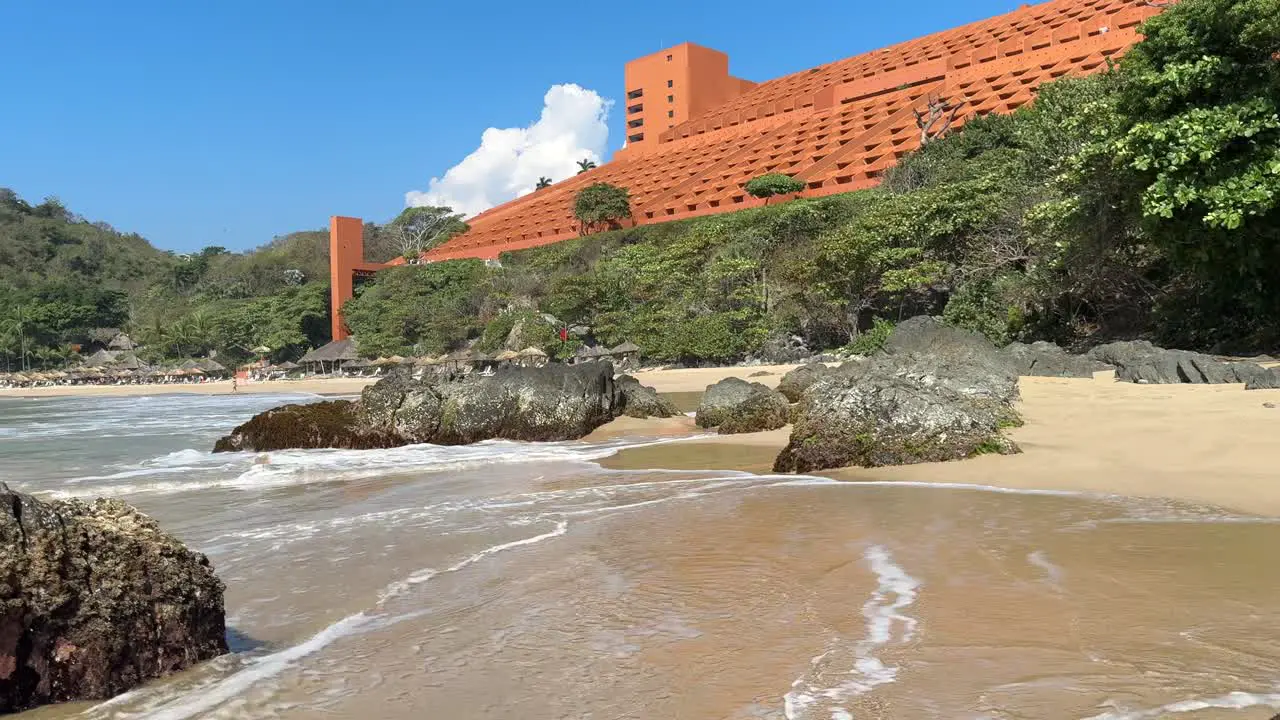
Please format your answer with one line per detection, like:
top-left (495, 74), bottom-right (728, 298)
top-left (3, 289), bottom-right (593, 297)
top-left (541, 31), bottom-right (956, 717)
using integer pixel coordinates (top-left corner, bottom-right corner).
top-left (405, 84), bottom-right (612, 218)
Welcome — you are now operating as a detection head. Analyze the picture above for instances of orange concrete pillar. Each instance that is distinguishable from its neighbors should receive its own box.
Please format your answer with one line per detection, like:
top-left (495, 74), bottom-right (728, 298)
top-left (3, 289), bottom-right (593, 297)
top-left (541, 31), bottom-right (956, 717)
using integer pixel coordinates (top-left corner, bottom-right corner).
top-left (329, 216), bottom-right (363, 341)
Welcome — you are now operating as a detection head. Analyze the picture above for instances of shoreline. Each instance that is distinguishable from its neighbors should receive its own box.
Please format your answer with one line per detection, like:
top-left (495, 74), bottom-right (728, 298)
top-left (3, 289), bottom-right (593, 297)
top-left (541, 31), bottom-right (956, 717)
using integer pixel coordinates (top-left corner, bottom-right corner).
top-left (600, 374), bottom-right (1280, 518)
top-left (10, 363), bottom-right (1280, 518)
top-left (0, 363), bottom-right (803, 400)
top-left (0, 377), bottom-right (377, 399)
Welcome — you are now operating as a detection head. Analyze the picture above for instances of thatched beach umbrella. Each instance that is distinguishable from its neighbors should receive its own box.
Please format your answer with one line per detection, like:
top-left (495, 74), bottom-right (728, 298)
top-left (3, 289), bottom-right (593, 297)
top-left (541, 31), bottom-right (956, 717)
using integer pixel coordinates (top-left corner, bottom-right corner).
top-left (277, 360), bottom-right (299, 371)
top-left (345, 358), bottom-right (372, 370)
top-left (493, 350), bottom-right (519, 364)
top-left (517, 347), bottom-right (548, 367)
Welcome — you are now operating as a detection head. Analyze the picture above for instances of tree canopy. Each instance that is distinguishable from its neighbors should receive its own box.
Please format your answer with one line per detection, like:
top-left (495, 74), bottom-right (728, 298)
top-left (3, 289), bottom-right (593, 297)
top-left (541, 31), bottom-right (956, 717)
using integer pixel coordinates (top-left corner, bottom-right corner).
top-left (573, 183), bottom-right (632, 234)
top-left (745, 173), bottom-right (806, 204)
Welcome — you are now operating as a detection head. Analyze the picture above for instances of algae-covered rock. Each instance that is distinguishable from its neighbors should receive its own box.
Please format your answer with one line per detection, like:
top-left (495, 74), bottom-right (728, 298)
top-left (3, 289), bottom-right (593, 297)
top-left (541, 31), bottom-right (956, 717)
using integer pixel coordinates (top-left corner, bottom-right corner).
top-left (696, 377), bottom-right (790, 435)
top-left (615, 375), bottom-right (680, 419)
top-left (214, 363), bottom-right (624, 452)
top-left (776, 363), bottom-right (833, 403)
top-left (775, 316), bottom-right (1021, 473)
top-left (0, 485), bottom-right (227, 712)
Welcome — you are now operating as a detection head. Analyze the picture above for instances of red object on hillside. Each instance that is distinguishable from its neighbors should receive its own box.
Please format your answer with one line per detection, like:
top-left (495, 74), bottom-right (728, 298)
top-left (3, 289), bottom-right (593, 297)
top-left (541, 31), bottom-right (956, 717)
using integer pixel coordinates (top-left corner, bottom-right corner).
top-left (330, 0), bottom-right (1162, 339)
top-left (559, 327), bottom-right (569, 342)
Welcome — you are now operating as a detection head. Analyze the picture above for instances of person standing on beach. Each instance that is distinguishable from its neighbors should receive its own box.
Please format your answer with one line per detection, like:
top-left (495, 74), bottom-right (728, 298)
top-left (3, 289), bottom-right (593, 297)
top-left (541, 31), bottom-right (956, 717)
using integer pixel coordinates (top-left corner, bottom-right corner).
top-left (231, 376), bottom-right (238, 393)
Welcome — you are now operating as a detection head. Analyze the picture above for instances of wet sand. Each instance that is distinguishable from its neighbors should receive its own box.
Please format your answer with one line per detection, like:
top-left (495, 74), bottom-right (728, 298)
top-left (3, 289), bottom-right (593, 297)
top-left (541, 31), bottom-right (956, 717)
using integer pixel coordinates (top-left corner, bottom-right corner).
top-left (604, 374), bottom-right (1280, 517)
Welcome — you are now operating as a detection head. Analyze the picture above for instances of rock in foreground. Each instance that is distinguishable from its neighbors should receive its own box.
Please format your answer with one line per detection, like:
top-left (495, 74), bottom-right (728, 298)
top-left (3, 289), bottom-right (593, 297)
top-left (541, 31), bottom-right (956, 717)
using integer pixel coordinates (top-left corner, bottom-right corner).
top-left (695, 377), bottom-right (791, 435)
top-left (215, 362), bottom-right (656, 452)
top-left (0, 485), bottom-right (227, 712)
top-left (775, 317), bottom-right (1021, 473)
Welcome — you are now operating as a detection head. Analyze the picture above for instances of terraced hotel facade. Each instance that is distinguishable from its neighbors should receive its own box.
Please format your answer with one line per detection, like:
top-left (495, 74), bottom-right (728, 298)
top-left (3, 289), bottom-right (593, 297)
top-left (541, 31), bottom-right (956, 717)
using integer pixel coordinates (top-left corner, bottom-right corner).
top-left (330, 0), bottom-right (1161, 340)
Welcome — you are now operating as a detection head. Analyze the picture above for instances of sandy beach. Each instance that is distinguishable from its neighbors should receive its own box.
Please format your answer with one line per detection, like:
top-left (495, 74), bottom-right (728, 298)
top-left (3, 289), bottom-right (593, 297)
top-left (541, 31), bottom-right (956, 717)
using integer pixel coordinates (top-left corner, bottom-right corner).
top-left (603, 371), bottom-right (1280, 517)
top-left (0, 364), bottom-right (801, 400)
top-left (0, 377), bottom-right (377, 399)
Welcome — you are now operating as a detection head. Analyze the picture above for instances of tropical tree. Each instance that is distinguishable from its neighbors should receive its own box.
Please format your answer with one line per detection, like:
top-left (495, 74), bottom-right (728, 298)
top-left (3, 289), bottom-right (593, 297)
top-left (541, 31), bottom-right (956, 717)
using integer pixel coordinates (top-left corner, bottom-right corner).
top-left (536, 177), bottom-right (553, 190)
top-left (576, 158), bottom-right (598, 174)
top-left (744, 173), bottom-right (806, 205)
top-left (389, 206), bottom-right (468, 262)
top-left (573, 183), bottom-right (632, 235)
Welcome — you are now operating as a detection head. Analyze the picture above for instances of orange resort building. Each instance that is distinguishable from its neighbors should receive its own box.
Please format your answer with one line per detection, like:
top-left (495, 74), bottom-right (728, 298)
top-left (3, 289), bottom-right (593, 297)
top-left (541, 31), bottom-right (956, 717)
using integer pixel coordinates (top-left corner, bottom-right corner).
top-left (330, 0), bottom-right (1161, 340)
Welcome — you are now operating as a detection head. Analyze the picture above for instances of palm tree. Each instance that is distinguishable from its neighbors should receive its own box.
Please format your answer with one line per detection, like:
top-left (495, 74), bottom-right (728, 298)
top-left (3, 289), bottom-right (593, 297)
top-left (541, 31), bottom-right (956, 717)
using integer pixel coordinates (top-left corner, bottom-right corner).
top-left (576, 158), bottom-right (597, 174)
top-left (536, 176), bottom-right (553, 190)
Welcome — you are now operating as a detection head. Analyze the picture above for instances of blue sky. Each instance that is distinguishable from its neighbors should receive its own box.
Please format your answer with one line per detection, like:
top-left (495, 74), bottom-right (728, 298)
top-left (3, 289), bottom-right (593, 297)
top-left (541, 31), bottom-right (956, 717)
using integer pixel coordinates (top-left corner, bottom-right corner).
top-left (1, 0), bottom-right (1027, 252)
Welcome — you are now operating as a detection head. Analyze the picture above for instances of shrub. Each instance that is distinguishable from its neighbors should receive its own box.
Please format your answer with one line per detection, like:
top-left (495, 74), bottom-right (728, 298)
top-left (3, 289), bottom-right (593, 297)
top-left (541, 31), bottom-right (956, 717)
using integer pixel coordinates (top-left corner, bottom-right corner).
top-left (745, 173), bottom-right (806, 205)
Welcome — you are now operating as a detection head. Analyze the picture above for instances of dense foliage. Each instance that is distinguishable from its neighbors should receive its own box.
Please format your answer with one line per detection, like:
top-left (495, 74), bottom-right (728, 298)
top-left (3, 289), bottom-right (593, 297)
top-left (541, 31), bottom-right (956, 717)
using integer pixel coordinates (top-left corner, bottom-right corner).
top-left (0, 189), bottom-right (402, 369)
top-left (11, 0), bottom-right (1279, 370)
top-left (344, 0), bottom-right (1280, 363)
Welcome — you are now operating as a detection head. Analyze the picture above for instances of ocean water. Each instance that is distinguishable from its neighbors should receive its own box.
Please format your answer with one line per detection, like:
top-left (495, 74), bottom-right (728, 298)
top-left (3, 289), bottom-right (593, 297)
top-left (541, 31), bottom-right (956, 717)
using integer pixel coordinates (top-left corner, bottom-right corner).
top-left (3, 394), bottom-right (1280, 719)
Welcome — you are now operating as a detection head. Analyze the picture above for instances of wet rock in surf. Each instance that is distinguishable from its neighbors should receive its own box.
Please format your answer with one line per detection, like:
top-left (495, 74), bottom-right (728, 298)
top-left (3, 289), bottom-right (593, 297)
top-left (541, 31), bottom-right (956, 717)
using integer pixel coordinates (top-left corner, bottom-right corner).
top-left (1002, 341), bottom-right (1111, 378)
top-left (212, 400), bottom-right (399, 453)
top-left (695, 377), bottom-right (790, 435)
top-left (615, 375), bottom-right (680, 419)
top-left (214, 362), bottom-right (624, 452)
top-left (776, 362), bottom-right (834, 403)
top-left (1087, 340), bottom-right (1268, 386)
top-left (0, 484), bottom-right (227, 712)
top-left (775, 316), bottom-right (1021, 473)
top-left (429, 362), bottom-right (620, 444)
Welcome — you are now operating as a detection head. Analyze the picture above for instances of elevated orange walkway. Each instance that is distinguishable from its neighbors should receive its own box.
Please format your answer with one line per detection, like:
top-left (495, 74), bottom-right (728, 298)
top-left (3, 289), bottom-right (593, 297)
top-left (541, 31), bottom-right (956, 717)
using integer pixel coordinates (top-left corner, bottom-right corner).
top-left (425, 0), bottom-right (1159, 262)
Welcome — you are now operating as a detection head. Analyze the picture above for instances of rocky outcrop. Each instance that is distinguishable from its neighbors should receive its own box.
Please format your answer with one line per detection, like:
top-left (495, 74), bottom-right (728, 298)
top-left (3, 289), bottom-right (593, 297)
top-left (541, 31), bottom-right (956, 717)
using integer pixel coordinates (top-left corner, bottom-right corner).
top-left (215, 363), bottom-right (626, 452)
top-left (776, 363), bottom-right (834, 402)
top-left (213, 401), bottom-right (400, 453)
top-left (615, 375), bottom-right (680, 419)
top-left (751, 332), bottom-right (812, 364)
top-left (775, 317), bottom-right (1021, 473)
top-left (1002, 341), bottom-right (1112, 378)
top-left (1087, 340), bottom-right (1267, 385)
top-left (695, 377), bottom-right (790, 435)
top-left (0, 485), bottom-right (227, 712)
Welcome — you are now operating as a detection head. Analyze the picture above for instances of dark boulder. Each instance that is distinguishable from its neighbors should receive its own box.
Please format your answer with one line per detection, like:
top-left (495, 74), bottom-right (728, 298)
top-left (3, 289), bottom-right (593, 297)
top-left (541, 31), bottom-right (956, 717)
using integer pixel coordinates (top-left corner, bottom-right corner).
top-left (431, 363), bottom-right (619, 444)
top-left (0, 485), bottom-right (227, 712)
top-left (1087, 340), bottom-right (1267, 385)
top-left (696, 377), bottom-right (790, 435)
top-left (215, 362), bottom-right (624, 452)
top-left (615, 375), bottom-right (681, 419)
top-left (775, 317), bottom-right (1021, 473)
top-left (212, 400), bottom-right (400, 452)
top-left (751, 332), bottom-right (812, 364)
top-left (1002, 341), bottom-right (1112, 378)
top-left (1244, 366), bottom-right (1280, 390)
top-left (776, 363), bottom-right (833, 403)
top-left (882, 316), bottom-right (1020, 404)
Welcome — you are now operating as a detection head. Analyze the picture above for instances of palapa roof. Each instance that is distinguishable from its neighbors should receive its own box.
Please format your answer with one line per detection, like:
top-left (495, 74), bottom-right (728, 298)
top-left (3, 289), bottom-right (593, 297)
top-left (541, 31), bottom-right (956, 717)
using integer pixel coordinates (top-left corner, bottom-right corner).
top-left (107, 333), bottom-right (135, 350)
top-left (611, 341), bottom-right (641, 354)
top-left (517, 347), bottom-right (547, 357)
top-left (88, 328), bottom-right (122, 344)
top-left (83, 349), bottom-right (118, 366)
top-left (298, 338), bottom-right (360, 364)
top-left (276, 360), bottom-right (299, 370)
top-left (493, 350), bottom-right (519, 361)
top-left (371, 357), bottom-right (397, 366)
top-left (112, 352), bottom-right (145, 370)
top-left (344, 358), bottom-right (372, 369)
